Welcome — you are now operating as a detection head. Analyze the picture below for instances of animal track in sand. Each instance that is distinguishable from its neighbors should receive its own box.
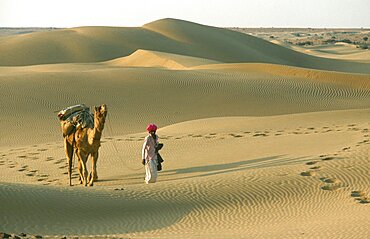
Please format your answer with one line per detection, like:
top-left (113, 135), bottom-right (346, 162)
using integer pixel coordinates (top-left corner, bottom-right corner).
top-left (306, 161), bottom-right (318, 165)
top-left (309, 166), bottom-right (321, 170)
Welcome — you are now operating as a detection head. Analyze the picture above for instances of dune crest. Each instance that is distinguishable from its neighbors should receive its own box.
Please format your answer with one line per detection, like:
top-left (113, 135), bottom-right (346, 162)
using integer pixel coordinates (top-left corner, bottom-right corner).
top-left (106, 49), bottom-right (219, 69)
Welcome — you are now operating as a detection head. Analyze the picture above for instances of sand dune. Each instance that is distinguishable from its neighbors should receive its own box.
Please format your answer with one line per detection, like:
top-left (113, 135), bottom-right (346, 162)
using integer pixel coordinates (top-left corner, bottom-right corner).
top-left (271, 40), bottom-right (370, 63)
top-left (0, 18), bottom-right (369, 238)
top-left (0, 60), bottom-right (369, 147)
top-left (107, 49), bottom-right (220, 69)
top-left (1, 18), bottom-right (370, 74)
top-left (1, 110), bottom-right (369, 238)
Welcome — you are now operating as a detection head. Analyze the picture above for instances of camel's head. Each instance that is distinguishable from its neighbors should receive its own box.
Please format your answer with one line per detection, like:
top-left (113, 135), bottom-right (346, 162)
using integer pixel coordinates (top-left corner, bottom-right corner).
top-left (94, 104), bottom-right (108, 124)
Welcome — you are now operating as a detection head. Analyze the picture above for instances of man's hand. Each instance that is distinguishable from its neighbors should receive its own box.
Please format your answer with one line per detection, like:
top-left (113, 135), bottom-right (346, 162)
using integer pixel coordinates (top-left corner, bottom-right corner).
top-left (142, 159), bottom-right (146, 165)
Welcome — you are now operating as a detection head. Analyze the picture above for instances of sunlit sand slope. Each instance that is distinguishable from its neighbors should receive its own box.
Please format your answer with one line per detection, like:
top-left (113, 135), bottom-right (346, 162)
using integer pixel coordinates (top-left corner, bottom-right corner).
top-left (0, 61), bottom-right (368, 147)
top-left (0, 110), bottom-right (369, 238)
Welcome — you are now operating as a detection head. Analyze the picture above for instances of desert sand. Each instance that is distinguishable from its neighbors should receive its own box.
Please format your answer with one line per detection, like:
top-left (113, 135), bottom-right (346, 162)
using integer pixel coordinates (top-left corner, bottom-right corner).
top-left (0, 18), bottom-right (369, 239)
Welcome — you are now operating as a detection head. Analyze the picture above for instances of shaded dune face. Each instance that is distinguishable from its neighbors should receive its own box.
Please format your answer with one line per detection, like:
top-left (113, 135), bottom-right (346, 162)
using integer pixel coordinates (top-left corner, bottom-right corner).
top-left (0, 18), bottom-right (370, 74)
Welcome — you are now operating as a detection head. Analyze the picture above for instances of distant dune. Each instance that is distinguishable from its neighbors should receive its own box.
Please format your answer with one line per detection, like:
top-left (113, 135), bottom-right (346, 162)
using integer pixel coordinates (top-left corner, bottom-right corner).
top-left (1, 18), bottom-right (370, 73)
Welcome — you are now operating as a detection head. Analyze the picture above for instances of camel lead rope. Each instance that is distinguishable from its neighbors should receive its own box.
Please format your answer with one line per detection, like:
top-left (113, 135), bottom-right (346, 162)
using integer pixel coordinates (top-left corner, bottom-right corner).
top-left (105, 113), bottom-right (143, 171)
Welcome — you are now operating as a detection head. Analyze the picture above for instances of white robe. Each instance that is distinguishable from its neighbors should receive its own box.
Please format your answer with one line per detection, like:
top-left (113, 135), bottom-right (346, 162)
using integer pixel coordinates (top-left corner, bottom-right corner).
top-left (142, 134), bottom-right (158, 184)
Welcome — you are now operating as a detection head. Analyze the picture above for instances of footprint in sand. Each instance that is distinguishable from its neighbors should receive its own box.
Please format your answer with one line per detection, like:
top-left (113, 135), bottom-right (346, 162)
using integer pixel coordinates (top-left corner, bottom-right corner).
top-left (46, 157), bottom-right (54, 161)
top-left (320, 177), bottom-right (341, 184)
top-left (37, 148), bottom-right (48, 152)
top-left (54, 159), bottom-right (64, 165)
top-left (321, 184), bottom-right (341, 191)
top-left (17, 155), bottom-right (27, 159)
top-left (192, 134), bottom-right (203, 138)
top-left (309, 166), bottom-right (321, 170)
top-left (306, 161), bottom-right (318, 165)
top-left (321, 156), bottom-right (335, 161)
top-left (229, 133), bottom-right (243, 138)
top-left (17, 166), bottom-right (28, 172)
top-left (351, 191), bottom-right (365, 197)
top-left (351, 191), bottom-right (370, 204)
top-left (300, 171), bottom-right (317, 176)
top-left (253, 133), bottom-right (268, 137)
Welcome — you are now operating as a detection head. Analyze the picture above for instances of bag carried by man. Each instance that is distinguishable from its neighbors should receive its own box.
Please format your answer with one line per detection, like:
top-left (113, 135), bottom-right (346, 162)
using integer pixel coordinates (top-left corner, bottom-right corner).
top-left (156, 143), bottom-right (164, 171)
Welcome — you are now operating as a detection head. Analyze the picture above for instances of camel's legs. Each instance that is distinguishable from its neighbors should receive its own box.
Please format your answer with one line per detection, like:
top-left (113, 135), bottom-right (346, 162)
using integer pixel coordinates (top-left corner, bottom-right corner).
top-left (64, 137), bottom-right (73, 186)
top-left (88, 151), bottom-right (99, 186)
top-left (77, 158), bottom-right (83, 184)
top-left (75, 149), bottom-right (88, 186)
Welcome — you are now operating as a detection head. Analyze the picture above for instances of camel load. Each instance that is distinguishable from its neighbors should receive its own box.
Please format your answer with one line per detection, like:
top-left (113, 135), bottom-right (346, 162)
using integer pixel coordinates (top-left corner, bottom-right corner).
top-left (57, 104), bottom-right (94, 137)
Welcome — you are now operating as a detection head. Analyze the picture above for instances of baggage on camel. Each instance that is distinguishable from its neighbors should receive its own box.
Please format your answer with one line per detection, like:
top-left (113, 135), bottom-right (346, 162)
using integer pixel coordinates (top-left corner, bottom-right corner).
top-left (57, 104), bottom-right (94, 137)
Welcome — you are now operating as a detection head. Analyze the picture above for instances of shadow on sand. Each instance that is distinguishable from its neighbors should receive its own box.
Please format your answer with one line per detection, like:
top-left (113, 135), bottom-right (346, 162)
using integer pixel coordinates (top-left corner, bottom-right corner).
top-left (122, 155), bottom-right (308, 182)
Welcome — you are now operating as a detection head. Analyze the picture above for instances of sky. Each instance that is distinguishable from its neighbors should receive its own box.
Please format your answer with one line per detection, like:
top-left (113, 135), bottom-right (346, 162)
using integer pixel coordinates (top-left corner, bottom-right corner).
top-left (1, 0), bottom-right (369, 28)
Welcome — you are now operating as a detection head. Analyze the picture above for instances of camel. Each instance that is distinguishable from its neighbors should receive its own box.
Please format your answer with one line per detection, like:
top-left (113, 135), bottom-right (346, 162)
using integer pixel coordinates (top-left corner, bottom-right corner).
top-left (62, 104), bottom-right (108, 186)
